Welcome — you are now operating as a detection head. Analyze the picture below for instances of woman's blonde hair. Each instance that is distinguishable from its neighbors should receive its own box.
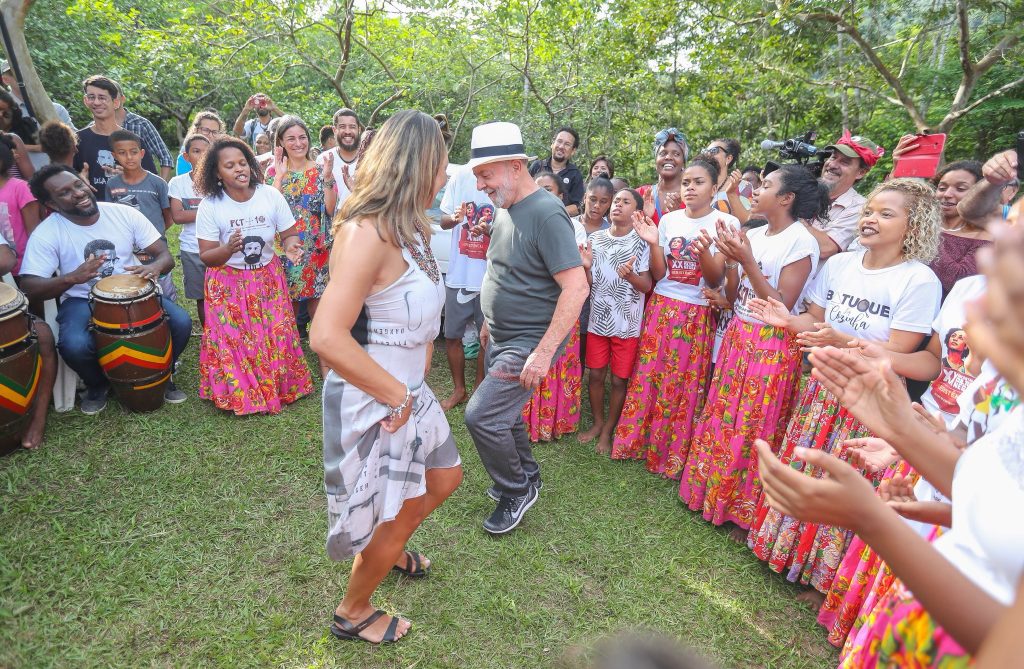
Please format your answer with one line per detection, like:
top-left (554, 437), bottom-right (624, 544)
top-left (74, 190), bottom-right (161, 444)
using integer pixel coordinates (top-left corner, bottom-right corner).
top-left (333, 110), bottom-right (446, 246)
top-left (865, 177), bottom-right (941, 263)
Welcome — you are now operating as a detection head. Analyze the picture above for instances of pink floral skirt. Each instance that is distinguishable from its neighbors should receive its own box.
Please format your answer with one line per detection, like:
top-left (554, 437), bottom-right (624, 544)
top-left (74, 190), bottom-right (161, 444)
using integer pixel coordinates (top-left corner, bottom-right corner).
top-left (612, 295), bottom-right (716, 479)
top-left (839, 580), bottom-right (971, 668)
top-left (678, 318), bottom-right (803, 528)
top-left (522, 325), bottom-right (581, 442)
top-left (747, 377), bottom-right (876, 593)
top-left (200, 259), bottom-right (313, 415)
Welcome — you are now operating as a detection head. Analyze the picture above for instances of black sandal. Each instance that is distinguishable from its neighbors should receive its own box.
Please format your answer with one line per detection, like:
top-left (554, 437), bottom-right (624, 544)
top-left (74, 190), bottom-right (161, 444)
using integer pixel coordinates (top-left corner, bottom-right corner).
top-left (391, 550), bottom-right (430, 578)
top-left (330, 610), bottom-right (402, 644)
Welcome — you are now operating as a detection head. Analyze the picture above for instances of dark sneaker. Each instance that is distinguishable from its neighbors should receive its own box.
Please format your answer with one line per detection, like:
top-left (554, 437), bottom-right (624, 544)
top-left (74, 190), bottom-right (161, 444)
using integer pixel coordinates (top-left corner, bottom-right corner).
top-left (80, 388), bottom-right (108, 416)
top-left (486, 473), bottom-right (542, 502)
top-left (164, 381), bottom-right (187, 404)
top-left (483, 484), bottom-right (538, 535)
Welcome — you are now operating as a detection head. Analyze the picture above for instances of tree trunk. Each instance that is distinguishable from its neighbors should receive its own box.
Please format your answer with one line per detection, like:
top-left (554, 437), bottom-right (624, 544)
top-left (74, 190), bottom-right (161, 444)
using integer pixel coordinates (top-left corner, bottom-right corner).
top-left (0, 0), bottom-right (56, 124)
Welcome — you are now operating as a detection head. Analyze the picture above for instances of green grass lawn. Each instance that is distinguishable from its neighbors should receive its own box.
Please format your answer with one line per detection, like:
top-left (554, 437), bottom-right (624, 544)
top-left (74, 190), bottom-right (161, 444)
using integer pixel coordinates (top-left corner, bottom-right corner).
top-left (0, 337), bottom-right (838, 669)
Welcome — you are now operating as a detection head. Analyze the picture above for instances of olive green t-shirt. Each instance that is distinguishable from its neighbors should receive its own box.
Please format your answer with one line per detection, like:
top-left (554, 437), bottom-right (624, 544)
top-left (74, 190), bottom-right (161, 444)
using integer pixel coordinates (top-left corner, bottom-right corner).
top-left (481, 189), bottom-right (582, 348)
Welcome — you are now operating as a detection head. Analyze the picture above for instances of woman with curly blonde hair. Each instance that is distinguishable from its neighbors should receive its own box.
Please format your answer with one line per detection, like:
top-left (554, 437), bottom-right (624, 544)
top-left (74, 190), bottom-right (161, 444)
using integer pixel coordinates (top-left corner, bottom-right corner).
top-left (744, 177), bottom-right (943, 602)
top-left (310, 110), bottom-right (461, 644)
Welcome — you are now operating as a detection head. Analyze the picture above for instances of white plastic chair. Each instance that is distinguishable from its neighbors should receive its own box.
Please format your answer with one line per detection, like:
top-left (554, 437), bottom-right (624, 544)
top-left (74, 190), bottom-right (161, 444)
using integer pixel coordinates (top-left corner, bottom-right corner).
top-left (2, 272), bottom-right (78, 412)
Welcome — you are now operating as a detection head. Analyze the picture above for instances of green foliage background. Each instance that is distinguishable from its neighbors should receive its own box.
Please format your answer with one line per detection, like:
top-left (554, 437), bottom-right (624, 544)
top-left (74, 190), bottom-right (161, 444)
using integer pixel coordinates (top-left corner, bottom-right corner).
top-left (24, 0), bottom-right (1024, 185)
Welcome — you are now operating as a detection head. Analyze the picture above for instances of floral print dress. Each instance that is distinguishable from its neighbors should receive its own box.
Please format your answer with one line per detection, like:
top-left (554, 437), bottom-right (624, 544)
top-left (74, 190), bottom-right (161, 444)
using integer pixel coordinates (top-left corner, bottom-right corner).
top-left (271, 166), bottom-right (332, 300)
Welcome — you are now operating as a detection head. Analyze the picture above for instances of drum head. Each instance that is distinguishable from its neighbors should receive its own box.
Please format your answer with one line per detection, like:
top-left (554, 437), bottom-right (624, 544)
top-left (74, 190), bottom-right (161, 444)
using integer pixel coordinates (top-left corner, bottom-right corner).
top-left (92, 275), bottom-right (155, 300)
top-left (0, 283), bottom-right (27, 319)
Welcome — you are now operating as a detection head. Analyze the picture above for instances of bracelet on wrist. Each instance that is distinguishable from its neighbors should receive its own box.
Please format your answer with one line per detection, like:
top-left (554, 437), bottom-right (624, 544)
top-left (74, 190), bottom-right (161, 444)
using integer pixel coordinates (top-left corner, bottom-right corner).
top-left (323, 179), bottom-right (336, 187)
top-left (384, 384), bottom-right (412, 419)
top-left (725, 261), bottom-right (739, 270)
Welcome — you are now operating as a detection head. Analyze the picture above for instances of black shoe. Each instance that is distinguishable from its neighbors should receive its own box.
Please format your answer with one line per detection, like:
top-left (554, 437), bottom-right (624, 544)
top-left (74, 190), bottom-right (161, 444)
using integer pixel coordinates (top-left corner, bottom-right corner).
top-left (483, 485), bottom-right (538, 535)
top-left (80, 387), bottom-right (108, 416)
top-left (486, 473), bottom-right (542, 502)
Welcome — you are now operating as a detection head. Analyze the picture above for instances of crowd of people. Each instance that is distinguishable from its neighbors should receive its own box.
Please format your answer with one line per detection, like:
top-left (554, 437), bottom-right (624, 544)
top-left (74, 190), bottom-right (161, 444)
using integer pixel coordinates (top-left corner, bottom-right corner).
top-left (2, 69), bottom-right (1023, 666)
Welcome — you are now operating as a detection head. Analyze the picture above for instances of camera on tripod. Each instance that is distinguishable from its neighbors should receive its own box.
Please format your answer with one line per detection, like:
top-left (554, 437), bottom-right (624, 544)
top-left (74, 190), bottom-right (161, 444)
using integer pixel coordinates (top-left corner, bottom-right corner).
top-left (760, 130), bottom-right (828, 178)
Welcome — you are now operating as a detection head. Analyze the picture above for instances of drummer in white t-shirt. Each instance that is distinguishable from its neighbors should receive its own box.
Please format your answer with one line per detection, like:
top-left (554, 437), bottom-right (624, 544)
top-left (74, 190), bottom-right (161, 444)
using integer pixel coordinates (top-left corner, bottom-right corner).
top-left (21, 165), bottom-right (192, 416)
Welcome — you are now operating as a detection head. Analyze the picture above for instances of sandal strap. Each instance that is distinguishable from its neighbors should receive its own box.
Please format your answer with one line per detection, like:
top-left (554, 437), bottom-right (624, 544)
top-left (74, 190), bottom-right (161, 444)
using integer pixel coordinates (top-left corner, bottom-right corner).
top-left (334, 609), bottom-right (385, 635)
top-left (408, 551), bottom-right (421, 574)
top-left (382, 614), bottom-right (401, 642)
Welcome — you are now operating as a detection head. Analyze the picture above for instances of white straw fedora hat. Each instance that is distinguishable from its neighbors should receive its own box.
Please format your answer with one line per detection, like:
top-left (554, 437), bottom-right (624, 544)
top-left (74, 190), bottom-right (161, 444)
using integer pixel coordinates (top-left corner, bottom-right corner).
top-left (467, 122), bottom-right (536, 169)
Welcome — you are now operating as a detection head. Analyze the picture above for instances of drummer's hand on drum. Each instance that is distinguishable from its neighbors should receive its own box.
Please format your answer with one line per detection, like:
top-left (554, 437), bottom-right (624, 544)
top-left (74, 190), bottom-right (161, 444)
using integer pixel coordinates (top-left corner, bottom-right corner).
top-left (124, 262), bottom-right (161, 281)
top-left (69, 254), bottom-right (106, 284)
top-left (282, 235), bottom-right (304, 263)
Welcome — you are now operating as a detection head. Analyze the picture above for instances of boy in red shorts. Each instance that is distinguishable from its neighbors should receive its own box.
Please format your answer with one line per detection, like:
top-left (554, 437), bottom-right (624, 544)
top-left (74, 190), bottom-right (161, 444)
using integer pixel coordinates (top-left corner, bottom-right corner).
top-left (579, 189), bottom-right (652, 454)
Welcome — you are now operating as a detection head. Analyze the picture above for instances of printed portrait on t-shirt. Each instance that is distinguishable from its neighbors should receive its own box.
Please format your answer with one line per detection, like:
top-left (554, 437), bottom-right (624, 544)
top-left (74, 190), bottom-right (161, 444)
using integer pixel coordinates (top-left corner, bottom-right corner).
top-left (930, 326), bottom-right (980, 416)
top-left (83, 239), bottom-right (118, 278)
top-left (666, 235), bottom-right (700, 285)
top-left (97, 150), bottom-right (117, 175)
top-left (242, 235), bottom-right (265, 268)
top-left (458, 201), bottom-right (491, 260)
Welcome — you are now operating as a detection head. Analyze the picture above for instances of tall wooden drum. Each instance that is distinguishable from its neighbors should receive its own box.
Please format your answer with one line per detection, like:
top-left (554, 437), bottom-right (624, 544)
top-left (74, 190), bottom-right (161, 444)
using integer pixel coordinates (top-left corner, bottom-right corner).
top-left (89, 276), bottom-right (171, 412)
top-left (0, 283), bottom-right (41, 454)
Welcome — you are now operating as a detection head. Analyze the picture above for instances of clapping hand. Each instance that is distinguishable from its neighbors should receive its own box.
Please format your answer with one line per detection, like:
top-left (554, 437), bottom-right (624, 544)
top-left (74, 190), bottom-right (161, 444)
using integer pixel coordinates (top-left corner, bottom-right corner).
top-left (322, 151), bottom-right (335, 181)
top-left (879, 473), bottom-right (953, 526)
top-left (579, 240), bottom-right (593, 270)
top-left (845, 436), bottom-right (899, 474)
top-left (341, 163), bottom-right (354, 192)
top-left (714, 217), bottom-right (753, 265)
top-left (748, 296), bottom-right (792, 329)
top-left (701, 286), bottom-right (731, 311)
top-left (283, 236), bottom-right (304, 263)
top-left (642, 189), bottom-right (656, 219)
top-left (796, 323), bottom-right (851, 350)
top-left (691, 228), bottom-right (716, 258)
top-left (662, 189), bottom-right (682, 214)
top-left (724, 170), bottom-right (743, 195)
top-left (631, 210), bottom-right (659, 245)
top-left (616, 254), bottom-right (637, 279)
top-left (225, 228), bottom-right (244, 254)
top-left (273, 146), bottom-right (286, 177)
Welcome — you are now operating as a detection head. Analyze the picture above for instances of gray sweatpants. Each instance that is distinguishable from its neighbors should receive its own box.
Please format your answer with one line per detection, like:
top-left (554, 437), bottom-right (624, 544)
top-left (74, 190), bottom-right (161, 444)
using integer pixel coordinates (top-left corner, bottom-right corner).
top-left (465, 342), bottom-right (539, 498)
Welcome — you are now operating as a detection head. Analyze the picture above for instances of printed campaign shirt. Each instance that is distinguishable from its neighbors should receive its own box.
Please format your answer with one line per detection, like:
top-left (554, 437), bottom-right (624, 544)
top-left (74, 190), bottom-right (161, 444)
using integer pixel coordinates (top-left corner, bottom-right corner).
top-left (919, 275), bottom-right (987, 425)
top-left (440, 166), bottom-right (492, 290)
top-left (195, 185), bottom-right (295, 270)
top-left (734, 222), bottom-right (819, 324)
top-left (654, 209), bottom-right (739, 306)
top-left (804, 250), bottom-right (941, 341)
top-left (587, 228), bottom-right (650, 338)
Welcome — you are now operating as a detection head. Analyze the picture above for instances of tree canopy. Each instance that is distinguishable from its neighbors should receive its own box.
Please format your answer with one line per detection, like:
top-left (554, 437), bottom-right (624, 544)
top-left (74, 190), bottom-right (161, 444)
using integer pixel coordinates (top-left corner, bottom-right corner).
top-left (17, 0), bottom-right (1024, 183)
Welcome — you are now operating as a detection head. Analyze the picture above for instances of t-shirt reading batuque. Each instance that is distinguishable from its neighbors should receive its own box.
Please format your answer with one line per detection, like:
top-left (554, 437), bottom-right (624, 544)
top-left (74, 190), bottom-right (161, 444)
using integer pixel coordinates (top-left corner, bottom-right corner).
top-left (167, 174), bottom-right (204, 254)
top-left (440, 166), bottom-right (492, 290)
top-left (195, 184), bottom-right (295, 270)
top-left (733, 222), bottom-right (819, 324)
top-left (481, 188), bottom-right (581, 349)
top-left (921, 274), bottom-right (987, 426)
top-left (654, 209), bottom-right (739, 305)
top-left (805, 250), bottom-right (941, 342)
top-left (19, 202), bottom-right (161, 301)
top-left (587, 228), bottom-right (651, 339)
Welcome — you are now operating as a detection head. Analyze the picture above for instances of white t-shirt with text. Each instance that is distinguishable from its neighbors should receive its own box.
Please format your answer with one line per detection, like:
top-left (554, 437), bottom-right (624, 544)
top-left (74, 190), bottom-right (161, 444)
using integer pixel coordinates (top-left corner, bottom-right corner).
top-left (654, 209), bottom-right (738, 306)
top-left (20, 202), bottom-right (161, 301)
top-left (733, 223), bottom-right (819, 324)
top-left (805, 251), bottom-right (941, 341)
top-left (167, 174), bottom-right (204, 254)
top-left (440, 166), bottom-right (491, 290)
top-left (195, 185), bottom-right (295, 270)
top-left (587, 228), bottom-right (651, 338)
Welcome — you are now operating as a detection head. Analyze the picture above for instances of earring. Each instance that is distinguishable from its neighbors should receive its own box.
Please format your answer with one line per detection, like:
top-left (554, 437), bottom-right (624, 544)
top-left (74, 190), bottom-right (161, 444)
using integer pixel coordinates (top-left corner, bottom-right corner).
top-left (217, 179), bottom-right (223, 187)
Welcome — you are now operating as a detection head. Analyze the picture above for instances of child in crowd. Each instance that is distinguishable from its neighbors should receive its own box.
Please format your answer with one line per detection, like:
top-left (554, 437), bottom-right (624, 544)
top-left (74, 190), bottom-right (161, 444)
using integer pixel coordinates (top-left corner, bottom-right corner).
top-left (613, 158), bottom-right (737, 477)
top-left (38, 120), bottom-right (82, 170)
top-left (106, 129), bottom-right (176, 300)
top-left (168, 133), bottom-right (212, 326)
top-left (679, 165), bottom-right (823, 534)
top-left (578, 188), bottom-right (652, 454)
top-left (520, 171), bottom-right (582, 441)
top-left (0, 137), bottom-right (39, 278)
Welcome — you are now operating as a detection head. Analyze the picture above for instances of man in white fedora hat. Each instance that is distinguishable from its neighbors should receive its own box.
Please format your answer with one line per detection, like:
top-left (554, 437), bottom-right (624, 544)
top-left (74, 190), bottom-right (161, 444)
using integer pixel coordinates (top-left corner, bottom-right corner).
top-left (464, 121), bottom-right (589, 535)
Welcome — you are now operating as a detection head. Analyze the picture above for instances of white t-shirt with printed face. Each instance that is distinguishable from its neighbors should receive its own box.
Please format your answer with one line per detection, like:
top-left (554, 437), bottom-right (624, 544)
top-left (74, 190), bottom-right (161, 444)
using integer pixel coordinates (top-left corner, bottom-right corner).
top-left (654, 209), bottom-right (739, 306)
top-left (733, 222), bottom-right (819, 324)
top-left (317, 148), bottom-right (358, 207)
top-left (920, 275), bottom-right (987, 427)
top-left (805, 251), bottom-right (941, 341)
top-left (440, 166), bottom-right (492, 290)
top-left (20, 202), bottom-right (161, 301)
top-left (195, 185), bottom-right (295, 270)
top-left (167, 174), bottom-right (204, 254)
top-left (587, 228), bottom-right (651, 338)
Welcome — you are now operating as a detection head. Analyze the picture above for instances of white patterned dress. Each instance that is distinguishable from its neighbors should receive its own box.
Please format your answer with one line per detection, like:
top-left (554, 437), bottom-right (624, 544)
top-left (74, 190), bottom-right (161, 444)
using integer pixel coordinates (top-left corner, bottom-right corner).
top-left (322, 243), bottom-right (458, 560)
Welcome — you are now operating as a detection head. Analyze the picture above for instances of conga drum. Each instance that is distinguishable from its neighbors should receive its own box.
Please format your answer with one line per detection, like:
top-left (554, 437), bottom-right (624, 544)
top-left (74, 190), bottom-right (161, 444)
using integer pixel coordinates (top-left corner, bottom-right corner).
top-left (0, 283), bottom-right (41, 454)
top-left (89, 276), bottom-right (171, 412)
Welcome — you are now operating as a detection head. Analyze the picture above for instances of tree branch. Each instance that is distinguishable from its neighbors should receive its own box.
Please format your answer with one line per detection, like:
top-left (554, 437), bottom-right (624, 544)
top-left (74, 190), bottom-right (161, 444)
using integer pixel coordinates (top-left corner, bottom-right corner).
top-left (938, 74), bottom-right (1024, 131)
top-left (366, 88), bottom-right (406, 127)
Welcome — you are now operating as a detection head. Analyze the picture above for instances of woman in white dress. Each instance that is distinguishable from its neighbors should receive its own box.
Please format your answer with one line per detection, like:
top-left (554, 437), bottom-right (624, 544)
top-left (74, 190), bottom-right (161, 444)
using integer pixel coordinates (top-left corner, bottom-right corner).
top-left (310, 110), bottom-right (462, 644)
